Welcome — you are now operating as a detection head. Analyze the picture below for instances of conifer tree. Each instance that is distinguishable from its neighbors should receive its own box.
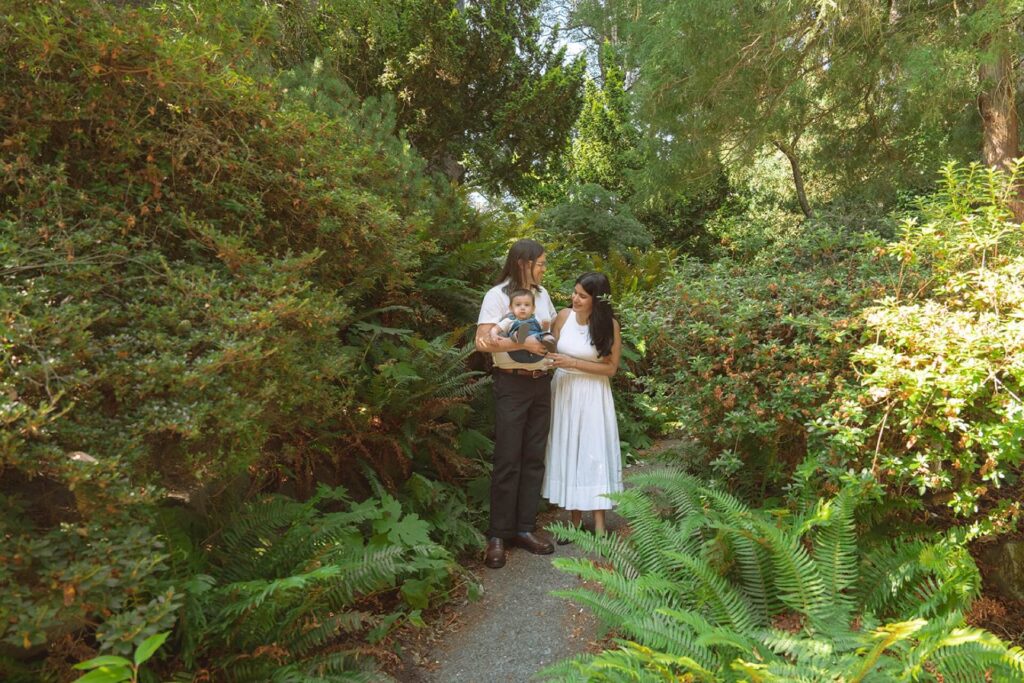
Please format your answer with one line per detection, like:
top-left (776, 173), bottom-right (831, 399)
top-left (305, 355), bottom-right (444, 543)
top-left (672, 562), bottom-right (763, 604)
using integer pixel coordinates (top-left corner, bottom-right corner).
top-left (261, 0), bottom-right (586, 195)
top-left (580, 0), bottom-right (1021, 215)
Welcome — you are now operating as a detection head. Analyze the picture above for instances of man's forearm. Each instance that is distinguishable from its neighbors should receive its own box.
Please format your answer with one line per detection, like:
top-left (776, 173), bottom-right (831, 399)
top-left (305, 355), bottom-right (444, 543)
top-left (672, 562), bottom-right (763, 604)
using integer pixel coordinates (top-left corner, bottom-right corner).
top-left (480, 334), bottom-right (519, 353)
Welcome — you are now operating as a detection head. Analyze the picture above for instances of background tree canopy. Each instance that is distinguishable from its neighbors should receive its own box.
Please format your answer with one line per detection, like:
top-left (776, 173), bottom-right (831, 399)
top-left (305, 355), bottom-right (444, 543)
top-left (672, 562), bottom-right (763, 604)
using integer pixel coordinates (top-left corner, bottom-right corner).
top-left (254, 0), bottom-right (587, 194)
top-left (569, 0), bottom-right (1021, 218)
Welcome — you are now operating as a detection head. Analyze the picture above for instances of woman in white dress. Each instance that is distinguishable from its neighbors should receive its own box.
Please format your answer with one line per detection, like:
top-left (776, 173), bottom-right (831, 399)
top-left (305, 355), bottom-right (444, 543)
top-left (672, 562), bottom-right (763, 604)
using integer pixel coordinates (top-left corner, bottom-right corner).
top-left (542, 272), bottom-right (623, 535)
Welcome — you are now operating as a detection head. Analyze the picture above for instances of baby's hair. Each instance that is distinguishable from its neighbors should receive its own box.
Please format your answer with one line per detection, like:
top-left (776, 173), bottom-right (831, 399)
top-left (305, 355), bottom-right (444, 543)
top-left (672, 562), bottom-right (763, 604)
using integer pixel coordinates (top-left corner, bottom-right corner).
top-left (509, 288), bottom-right (535, 304)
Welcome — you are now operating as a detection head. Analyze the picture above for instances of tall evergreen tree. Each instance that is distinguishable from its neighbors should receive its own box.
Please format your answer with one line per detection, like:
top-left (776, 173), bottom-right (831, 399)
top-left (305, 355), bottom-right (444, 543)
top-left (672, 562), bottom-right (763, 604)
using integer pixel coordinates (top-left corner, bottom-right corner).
top-left (569, 43), bottom-right (640, 195)
top-left (264, 0), bottom-right (586, 195)
top-left (585, 0), bottom-right (1020, 215)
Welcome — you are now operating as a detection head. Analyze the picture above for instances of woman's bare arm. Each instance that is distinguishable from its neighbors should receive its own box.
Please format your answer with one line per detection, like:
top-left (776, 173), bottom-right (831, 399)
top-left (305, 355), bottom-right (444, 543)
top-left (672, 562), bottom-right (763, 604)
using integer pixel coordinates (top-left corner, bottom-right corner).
top-left (548, 319), bottom-right (621, 377)
top-left (550, 308), bottom-right (571, 341)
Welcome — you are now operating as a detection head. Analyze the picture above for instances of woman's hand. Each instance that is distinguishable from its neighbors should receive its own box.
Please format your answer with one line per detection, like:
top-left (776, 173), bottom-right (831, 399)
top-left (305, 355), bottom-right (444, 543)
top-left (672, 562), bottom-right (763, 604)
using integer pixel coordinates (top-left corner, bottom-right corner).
top-left (546, 353), bottom-right (578, 370)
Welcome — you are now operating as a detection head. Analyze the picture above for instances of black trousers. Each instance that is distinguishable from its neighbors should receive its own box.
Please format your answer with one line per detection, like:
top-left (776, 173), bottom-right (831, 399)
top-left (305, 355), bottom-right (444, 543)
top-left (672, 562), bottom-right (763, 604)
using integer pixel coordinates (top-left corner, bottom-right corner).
top-left (488, 371), bottom-right (552, 538)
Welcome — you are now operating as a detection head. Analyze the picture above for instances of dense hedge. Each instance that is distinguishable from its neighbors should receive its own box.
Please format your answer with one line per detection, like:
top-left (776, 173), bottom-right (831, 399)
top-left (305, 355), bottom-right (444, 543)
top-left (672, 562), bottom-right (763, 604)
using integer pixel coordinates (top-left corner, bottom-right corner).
top-left (1, 2), bottom-right (492, 676)
top-left (629, 214), bottom-right (893, 494)
top-left (631, 167), bottom-right (1024, 538)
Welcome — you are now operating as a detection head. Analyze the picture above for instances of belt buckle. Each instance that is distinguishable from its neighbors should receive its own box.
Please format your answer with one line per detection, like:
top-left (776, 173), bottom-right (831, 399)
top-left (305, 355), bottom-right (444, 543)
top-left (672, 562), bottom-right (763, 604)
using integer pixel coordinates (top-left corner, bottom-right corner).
top-left (530, 369), bottom-right (546, 379)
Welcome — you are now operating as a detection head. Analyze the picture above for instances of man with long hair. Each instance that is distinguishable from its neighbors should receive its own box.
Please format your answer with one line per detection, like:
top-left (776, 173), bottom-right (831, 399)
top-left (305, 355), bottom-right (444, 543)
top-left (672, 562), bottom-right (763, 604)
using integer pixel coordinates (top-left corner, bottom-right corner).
top-left (474, 239), bottom-right (557, 568)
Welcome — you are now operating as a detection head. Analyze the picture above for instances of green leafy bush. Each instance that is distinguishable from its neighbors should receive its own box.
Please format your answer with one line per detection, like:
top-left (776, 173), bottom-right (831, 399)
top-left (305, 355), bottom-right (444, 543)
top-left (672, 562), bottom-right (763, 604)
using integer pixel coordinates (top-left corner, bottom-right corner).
top-left (0, 0), bottom-right (492, 673)
top-left (815, 163), bottom-right (1024, 535)
top-left (73, 631), bottom-right (169, 683)
top-left (1, 0), bottom-right (472, 487)
top-left (0, 515), bottom-right (178, 656)
top-left (613, 163), bottom-right (1024, 536)
top-left (542, 468), bottom-right (1024, 681)
top-left (630, 216), bottom-right (892, 493)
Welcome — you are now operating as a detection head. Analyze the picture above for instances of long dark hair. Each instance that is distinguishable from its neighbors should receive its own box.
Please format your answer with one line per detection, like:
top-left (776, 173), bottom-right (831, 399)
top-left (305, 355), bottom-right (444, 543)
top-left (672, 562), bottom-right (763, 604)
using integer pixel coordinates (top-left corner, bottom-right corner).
top-left (577, 272), bottom-right (615, 358)
top-left (497, 239), bottom-right (545, 295)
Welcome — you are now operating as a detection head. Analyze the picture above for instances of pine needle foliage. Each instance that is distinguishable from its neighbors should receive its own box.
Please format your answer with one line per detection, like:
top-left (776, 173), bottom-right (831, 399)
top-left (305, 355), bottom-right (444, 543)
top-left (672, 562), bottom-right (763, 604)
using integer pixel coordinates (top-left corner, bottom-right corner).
top-left (541, 467), bottom-right (1024, 682)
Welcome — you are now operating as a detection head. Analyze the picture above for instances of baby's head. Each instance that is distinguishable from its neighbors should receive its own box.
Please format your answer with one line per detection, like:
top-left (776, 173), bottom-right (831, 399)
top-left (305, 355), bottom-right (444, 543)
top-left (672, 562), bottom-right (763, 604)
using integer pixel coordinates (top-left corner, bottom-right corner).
top-left (508, 289), bottom-right (535, 320)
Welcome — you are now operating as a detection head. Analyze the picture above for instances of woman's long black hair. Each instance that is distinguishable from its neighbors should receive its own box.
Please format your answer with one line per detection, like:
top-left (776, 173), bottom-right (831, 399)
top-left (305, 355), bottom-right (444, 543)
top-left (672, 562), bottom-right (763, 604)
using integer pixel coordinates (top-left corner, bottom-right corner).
top-left (496, 239), bottom-right (545, 295)
top-left (577, 272), bottom-right (615, 358)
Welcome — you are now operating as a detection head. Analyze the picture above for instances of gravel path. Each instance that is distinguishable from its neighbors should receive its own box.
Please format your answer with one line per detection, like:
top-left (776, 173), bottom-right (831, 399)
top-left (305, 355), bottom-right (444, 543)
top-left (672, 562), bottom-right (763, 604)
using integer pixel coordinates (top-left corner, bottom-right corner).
top-left (417, 508), bottom-right (615, 683)
top-left (395, 454), bottom-right (681, 683)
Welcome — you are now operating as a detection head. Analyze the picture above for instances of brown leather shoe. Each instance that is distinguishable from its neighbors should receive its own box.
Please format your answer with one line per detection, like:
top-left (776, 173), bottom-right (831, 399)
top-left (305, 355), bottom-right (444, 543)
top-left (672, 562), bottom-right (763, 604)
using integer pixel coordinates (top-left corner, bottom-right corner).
top-left (484, 537), bottom-right (506, 568)
top-left (511, 531), bottom-right (554, 555)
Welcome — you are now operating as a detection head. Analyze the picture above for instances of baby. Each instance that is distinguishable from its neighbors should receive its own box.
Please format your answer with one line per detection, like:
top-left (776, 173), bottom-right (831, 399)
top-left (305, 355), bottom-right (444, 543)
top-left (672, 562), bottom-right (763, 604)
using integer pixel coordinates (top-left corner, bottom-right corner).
top-left (489, 288), bottom-right (558, 363)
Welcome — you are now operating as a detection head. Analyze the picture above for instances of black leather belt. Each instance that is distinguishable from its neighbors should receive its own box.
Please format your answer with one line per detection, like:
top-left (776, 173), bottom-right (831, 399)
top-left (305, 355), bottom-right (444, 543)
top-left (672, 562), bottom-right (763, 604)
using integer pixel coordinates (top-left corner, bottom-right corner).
top-left (493, 367), bottom-right (552, 379)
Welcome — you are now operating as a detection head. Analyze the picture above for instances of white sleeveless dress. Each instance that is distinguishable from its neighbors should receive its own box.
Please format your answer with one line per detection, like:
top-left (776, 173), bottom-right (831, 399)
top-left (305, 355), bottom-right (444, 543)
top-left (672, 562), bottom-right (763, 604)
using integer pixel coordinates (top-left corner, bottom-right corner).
top-left (542, 312), bottom-right (623, 511)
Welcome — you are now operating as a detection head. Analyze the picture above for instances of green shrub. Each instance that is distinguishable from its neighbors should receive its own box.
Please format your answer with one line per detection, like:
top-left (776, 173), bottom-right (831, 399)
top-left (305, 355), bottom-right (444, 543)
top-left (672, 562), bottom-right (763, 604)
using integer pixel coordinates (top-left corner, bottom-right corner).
top-left (630, 217), bottom-right (892, 494)
top-left (814, 163), bottom-right (1024, 536)
top-left (615, 163), bottom-right (1024, 533)
top-left (542, 468), bottom-right (1024, 681)
top-left (72, 631), bottom-right (170, 683)
top-left (0, 0), bottom-right (474, 487)
top-left (0, 513), bottom-right (178, 657)
top-left (0, 1), bottom-right (491, 673)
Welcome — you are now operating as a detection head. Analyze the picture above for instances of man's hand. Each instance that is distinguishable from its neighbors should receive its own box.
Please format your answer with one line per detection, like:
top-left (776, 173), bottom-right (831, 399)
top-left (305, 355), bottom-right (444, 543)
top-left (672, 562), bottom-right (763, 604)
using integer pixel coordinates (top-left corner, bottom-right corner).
top-left (477, 324), bottom-right (547, 356)
top-left (522, 335), bottom-right (546, 356)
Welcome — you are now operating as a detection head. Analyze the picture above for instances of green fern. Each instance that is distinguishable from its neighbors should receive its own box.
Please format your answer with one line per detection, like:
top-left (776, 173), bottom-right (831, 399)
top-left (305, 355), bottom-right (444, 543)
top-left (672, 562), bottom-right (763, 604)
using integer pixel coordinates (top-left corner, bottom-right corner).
top-left (748, 514), bottom-right (829, 629)
top-left (663, 552), bottom-right (756, 635)
top-left (808, 488), bottom-right (859, 623)
top-left (610, 488), bottom-right (678, 578)
top-left (859, 538), bottom-right (980, 619)
top-left (543, 641), bottom-right (718, 682)
top-left (176, 485), bottom-right (454, 680)
top-left (354, 336), bottom-right (488, 481)
top-left (541, 468), bottom-right (1022, 682)
top-left (626, 466), bottom-right (707, 522)
top-left (549, 521), bottom-right (645, 578)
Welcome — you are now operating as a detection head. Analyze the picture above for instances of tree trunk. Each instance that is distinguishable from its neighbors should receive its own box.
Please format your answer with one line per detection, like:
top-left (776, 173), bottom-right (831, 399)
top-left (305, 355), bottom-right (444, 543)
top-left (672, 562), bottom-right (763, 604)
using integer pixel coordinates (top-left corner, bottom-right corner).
top-left (979, 51), bottom-right (1019, 171)
top-left (430, 152), bottom-right (466, 184)
top-left (775, 140), bottom-right (814, 218)
top-left (977, 2), bottom-right (1023, 221)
